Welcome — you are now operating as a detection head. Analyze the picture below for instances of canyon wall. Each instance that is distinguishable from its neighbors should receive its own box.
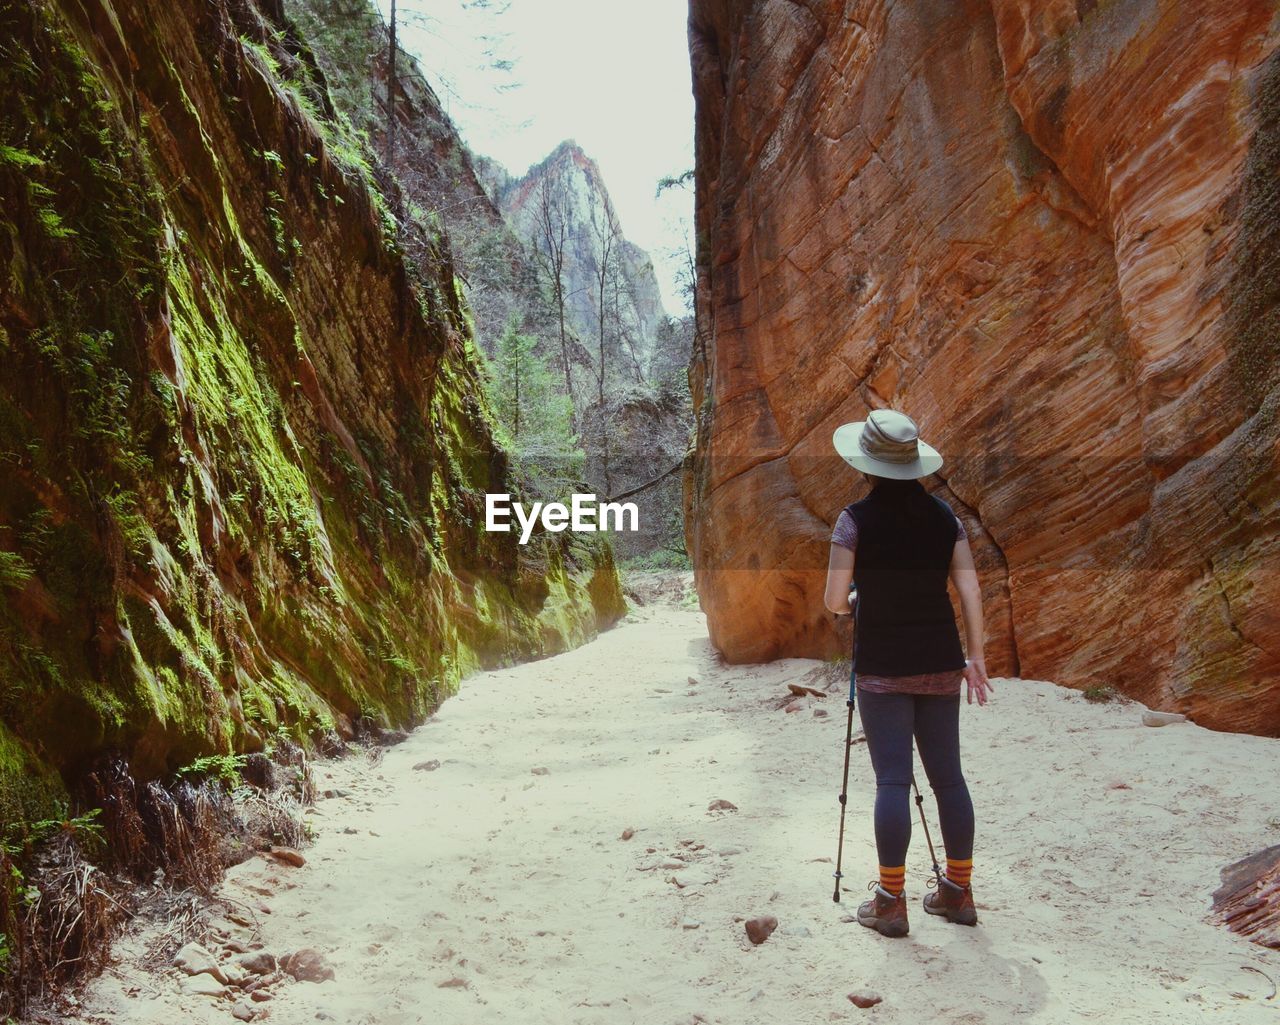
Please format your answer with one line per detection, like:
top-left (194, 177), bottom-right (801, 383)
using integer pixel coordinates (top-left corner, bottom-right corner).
top-left (0, 0), bottom-right (624, 824)
top-left (686, 0), bottom-right (1280, 733)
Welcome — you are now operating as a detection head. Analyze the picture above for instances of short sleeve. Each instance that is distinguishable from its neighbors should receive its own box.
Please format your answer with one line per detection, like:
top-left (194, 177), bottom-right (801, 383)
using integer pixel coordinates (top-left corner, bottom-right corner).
top-left (954, 515), bottom-right (967, 541)
top-left (831, 510), bottom-right (858, 552)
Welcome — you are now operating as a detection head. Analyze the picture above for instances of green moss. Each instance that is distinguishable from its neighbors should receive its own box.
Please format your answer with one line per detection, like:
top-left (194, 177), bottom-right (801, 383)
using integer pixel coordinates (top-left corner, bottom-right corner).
top-left (0, 722), bottom-right (66, 827)
top-left (0, 0), bottom-right (623, 833)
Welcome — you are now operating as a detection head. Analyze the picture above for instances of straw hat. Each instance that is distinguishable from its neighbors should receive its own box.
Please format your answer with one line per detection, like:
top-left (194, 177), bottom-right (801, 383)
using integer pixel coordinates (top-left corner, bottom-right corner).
top-left (832, 409), bottom-right (942, 480)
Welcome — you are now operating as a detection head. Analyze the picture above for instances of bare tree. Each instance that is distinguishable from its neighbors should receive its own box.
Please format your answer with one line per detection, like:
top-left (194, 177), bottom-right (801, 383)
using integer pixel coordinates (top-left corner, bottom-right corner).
top-left (590, 203), bottom-right (619, 493)
top-left (386, 0), bottom-right (398, 164)
top-left (608, 253), bottom-right (646, 382)
top-left (533, 176), bottom-right (576, 421)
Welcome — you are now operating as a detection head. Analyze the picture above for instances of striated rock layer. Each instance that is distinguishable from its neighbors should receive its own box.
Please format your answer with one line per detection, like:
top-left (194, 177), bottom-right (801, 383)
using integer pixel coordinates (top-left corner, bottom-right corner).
top-left (0, 0), bottom-right (624, 822)
top-left (686, 0), bottom-right (1280, 734)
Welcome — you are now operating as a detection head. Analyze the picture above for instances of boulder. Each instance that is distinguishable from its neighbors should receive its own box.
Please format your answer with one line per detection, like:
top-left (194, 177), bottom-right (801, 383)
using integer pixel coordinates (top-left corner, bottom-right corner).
top-left (1142, 711), bottom-right (1188, 727)
top-left (237, 951), bottom-right (277, 976)
top-left (180, 974), bottom-right (226, 998)
top-left (267, 846), bottom-right (306, 868)
top-left (1211, 844), bottom-right (1280, 948)
top-left (174, 942), bottom-right (226, 984)
top-left (281, 949), bottom-right (335, 983)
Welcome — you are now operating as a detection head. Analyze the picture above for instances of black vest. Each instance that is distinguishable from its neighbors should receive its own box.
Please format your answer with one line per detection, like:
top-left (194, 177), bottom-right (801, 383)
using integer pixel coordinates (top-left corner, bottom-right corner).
top-left (846, 480), bottom-right (966, 676)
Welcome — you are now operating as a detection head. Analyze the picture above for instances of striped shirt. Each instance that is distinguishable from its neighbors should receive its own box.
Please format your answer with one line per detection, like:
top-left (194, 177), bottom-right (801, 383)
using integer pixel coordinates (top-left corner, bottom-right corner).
top-left (831, 509), bottom-right (968, 696)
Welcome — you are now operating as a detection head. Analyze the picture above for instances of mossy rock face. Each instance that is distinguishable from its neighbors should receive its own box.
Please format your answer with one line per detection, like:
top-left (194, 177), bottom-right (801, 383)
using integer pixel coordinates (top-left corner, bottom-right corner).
top-left (0, 0), bottom-right (623, 819)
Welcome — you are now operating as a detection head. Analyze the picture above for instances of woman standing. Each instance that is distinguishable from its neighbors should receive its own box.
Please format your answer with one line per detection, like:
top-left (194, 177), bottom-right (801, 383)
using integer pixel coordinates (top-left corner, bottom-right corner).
top-left (824, 409), bottom-right (993, 938)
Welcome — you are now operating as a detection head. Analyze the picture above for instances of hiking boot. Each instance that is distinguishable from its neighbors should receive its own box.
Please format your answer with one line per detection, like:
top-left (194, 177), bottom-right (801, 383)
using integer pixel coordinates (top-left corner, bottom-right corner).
top-left (856, 883), bottom-right (909, 938)
top-left (923, 876), bottom-right (978, 926)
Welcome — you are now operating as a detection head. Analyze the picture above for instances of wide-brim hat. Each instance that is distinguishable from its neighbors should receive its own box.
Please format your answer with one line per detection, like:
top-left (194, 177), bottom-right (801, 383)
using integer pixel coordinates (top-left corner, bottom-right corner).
top-left (832, 409), bottom-right (943, 480)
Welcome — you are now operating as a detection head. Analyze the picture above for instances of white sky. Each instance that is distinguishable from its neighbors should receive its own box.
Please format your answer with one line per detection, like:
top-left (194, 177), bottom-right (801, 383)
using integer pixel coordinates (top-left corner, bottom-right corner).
top-left (380, 0), bottom-right (696, 315)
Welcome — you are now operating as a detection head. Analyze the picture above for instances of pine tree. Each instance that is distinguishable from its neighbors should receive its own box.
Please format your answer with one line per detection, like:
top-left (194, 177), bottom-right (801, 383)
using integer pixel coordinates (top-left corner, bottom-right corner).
top-left (486, 315), bottom-right (583, 490)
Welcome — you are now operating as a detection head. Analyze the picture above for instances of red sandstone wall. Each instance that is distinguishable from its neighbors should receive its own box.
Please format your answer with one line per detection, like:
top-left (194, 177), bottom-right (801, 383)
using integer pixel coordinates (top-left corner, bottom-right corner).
top-left (686, 0), bottom-right (1280, 734)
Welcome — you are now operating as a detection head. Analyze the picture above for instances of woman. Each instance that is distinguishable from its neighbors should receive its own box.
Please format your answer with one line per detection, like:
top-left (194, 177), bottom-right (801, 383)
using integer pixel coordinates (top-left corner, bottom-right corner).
top-left (824, 408), bottom-right (993, 938)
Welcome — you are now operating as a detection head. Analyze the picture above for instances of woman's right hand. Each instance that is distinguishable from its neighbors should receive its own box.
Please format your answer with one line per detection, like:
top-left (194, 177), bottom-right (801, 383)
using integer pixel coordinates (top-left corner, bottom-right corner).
top-left (964, 658), bottom-right (994, 707)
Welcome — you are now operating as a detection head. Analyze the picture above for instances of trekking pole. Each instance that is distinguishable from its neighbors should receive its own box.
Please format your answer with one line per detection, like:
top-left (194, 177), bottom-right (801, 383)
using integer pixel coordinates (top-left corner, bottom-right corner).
top-left (832, 583), bottom-right (857, 903)
top-left (910, 774), bottom-right (945, 888)
top-left (832, 695), bottom-right (855, 902)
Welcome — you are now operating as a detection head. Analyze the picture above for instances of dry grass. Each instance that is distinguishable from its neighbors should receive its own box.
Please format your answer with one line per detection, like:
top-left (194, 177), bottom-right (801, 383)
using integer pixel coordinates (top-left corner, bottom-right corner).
top-left (799, 657), bottom-right (854, 693)
top-left (0, 830), bottom-right (127, 1017)
top-left (0, 745), bottom-right (316, 1018)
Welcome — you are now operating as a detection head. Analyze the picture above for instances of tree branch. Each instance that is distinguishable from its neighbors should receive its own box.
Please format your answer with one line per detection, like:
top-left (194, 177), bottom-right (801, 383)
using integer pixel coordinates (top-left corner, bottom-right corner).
top-left (604, 460), bottom-right (683, 504)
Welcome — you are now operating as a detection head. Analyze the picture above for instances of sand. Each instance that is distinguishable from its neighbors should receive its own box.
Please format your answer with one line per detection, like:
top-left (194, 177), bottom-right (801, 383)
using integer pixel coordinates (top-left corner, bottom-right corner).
top-left (73, 600), bottom-right (1280, 1025)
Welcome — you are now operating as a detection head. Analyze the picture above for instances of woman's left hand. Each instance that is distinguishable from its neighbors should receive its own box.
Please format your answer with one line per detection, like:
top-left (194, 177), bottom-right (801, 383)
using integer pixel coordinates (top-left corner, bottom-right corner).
top-left (964, 658), bottom-right (994, 707)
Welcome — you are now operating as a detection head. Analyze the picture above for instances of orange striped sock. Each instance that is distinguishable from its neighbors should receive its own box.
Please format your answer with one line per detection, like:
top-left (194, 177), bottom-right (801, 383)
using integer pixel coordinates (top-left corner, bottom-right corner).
top-left (878, 865), bottom-right (905, 895)
top-left (946, 858), bottom-right (973, 888)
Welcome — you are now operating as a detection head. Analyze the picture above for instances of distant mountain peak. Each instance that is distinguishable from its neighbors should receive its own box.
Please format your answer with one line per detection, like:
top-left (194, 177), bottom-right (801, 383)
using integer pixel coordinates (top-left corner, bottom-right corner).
top-left (493, 139), bottom-right (670, 342)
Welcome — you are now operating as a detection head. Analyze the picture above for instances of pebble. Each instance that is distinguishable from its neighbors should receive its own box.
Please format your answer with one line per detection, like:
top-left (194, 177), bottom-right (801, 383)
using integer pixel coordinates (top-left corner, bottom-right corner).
top-left (281, 948), bottom-right (335, 983)
top-left (531, 766), bottom-right (551, 776)
top-left (268, 846), bottom-right (306, 868)
top-left (620, 827), bottom-right (636, 840)
top-left (848, 990), bottom-right (883, 1008)
top-left (784, 699), bottom-right (806, 713)
top-left (718, 845), bottom-right (743, 856)
top-left (414, 760), bottom-right (442, 772)
top-left (437, 976), bottom-right (470, 988)
top-left (813, 707), bottom-right (829, 718)
top-left (231, 1001), bottom-right (255, 1021)
top-left (687, 677), bottom-right (699, 686)
top-left (707, 799), bottom-right (737, 813)
top-left (745, 916), bottom-right (779, 945)
top-left (681, 919), bottom-right (702, 930)
top-left (251, 990), bottom-right (273, 1002)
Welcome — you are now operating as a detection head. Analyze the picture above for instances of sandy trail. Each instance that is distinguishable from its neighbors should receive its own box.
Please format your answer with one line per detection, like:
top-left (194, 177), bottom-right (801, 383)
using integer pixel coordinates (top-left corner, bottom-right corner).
top-left (79, 603), bottom-right (1280, 1024)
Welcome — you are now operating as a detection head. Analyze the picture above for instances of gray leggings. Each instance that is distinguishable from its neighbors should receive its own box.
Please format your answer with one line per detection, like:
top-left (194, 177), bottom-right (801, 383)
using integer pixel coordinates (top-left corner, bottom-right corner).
top-left (855, 686), bottom-right (975, 868)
